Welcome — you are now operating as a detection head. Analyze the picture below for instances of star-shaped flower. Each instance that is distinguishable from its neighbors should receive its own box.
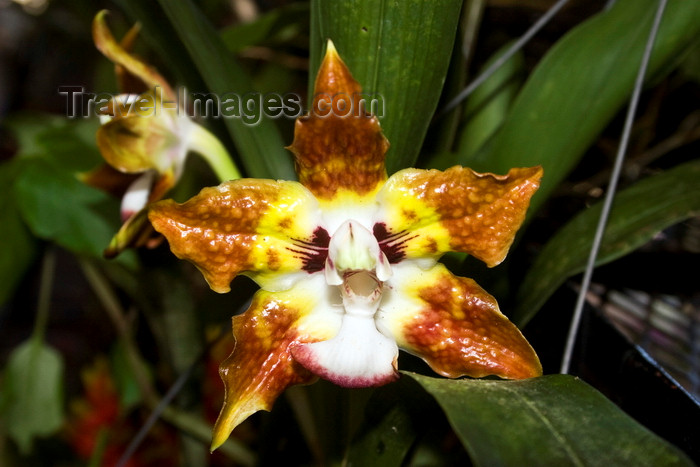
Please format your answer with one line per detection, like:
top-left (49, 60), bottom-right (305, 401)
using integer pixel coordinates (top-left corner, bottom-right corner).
top-left (89, 10), bottom-right (239, 257)
top-left (148, 41), bottom-right (543, 451)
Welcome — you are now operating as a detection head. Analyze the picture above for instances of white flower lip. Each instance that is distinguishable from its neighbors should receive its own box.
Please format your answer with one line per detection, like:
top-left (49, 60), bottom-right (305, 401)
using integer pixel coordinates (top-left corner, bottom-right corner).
top-left (297, 219), bottom-right (399, 387)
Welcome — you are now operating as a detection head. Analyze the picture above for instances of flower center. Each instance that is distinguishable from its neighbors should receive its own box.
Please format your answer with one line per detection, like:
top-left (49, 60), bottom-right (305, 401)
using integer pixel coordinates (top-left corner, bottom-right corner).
top-left (340, 270), bottom-right (382, 318)
top-left (292, 221), bottom-right (399, 388)
top-left (343, 270), bottom-right (380, 300)
top-left (324, 219), bottom-right (392, 290)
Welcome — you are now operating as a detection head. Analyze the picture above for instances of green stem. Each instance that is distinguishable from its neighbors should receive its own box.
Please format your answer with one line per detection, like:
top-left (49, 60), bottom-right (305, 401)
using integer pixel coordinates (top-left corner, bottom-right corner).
top-left (31, 249), bottom-right (56, 346)
top-left (79, 259), bottom-right (159, 407)
top-left (286, 386), bottom-right (324, 464)
top-left (87, 427), bottom-right (109, 467)
top-left (189, 124), bottom-right (242, 182)
top-left (79, 260), bottom-right (257, 465)
top-left (161, 407), bottom-right (256, 466)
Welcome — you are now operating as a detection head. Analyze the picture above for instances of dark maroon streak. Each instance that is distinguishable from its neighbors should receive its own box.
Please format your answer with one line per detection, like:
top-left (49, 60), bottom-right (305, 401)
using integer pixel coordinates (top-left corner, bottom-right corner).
top-left (292, 226), bottom-right (331, 273)
top-left (373, 222), bottom-right (414, 264)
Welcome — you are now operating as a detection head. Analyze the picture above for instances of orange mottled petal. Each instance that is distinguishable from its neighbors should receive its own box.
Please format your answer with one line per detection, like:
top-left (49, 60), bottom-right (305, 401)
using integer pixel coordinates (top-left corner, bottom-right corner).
top-left (375, 166), bottom-right (542, 267)
top-left (148, 179), bottom-right (325, 293)
top-left (211, 274), bottom-right (339, 451)
top-left (381, 262), bottom-right (542, 380)
top-left (287, 41), bottom-right (388, 201)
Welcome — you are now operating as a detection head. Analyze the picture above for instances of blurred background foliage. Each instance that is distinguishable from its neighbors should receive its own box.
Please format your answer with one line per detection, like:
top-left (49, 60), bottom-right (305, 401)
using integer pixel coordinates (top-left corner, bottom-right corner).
top-left (0, 0), bottom-right (699, 465)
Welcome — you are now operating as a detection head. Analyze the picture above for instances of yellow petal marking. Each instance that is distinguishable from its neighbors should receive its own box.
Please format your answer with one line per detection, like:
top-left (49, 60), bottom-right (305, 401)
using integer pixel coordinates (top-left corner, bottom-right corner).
top-left (149, 179), bottom-right (325, 293)
top-left (211, 274), bottom-right (339, 451)
top-left (376, 166), bottom-right (543, 266)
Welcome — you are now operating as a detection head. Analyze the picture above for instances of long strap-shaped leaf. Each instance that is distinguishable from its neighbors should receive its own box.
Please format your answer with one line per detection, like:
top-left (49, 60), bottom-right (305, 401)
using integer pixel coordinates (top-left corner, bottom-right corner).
top-left (155, 0), bottom-right (296, 180)
top-left (469, 0), bottom-right (700, 214)
top-left (311, 0), bottom-right (463, 174)
top-left (407, 373), bottom-right (694, 467)
top-left (513, 158), bottom-right (700, 327)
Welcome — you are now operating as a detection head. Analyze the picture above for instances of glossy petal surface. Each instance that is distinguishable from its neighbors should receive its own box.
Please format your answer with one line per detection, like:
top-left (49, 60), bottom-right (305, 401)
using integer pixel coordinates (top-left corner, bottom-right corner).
top-left (212, 274), bottom-right (340, 451)
top-left (149, 179), bottom-right (325, 292)
top-left (380, 262), bottom-right (542, 379)
top-left (375, 166), bottom-right (543, 267)
top-left (288, 42), bottom-right (389, 202)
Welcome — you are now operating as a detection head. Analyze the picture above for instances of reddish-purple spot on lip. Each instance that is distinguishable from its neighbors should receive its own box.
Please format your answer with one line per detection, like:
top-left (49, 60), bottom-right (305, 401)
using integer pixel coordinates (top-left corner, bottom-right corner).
top-left (373, 222), bottom-right (413, 264)
top-left (292, 226), bottom-right (330, 273)
top-left (291, 344), bottom-right (398, 388)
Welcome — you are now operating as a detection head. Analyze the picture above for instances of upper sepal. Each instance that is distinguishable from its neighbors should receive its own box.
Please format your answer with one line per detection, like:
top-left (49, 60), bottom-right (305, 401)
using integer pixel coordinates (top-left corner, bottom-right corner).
top-left (288, 41), bottom-right (389, 202)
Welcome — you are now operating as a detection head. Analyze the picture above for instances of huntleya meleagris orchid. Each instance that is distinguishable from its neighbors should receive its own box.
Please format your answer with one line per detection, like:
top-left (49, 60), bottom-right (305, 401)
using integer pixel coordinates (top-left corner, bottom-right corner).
top-left (147, 40), bottom-right (543, 451)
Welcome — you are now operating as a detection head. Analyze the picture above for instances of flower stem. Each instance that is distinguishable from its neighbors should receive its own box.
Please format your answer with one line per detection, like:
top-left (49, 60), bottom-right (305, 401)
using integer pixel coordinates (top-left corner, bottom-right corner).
top-left (79, 259), bottom-right (256, 465)
top-left (286, 386), bottom-right (324, 464)
top-left (189, 124), bottom-right (242, 182)
top-left (31, 249), bottom-right (56, 346)
top-left (79, 259), bottom-right (159, 407)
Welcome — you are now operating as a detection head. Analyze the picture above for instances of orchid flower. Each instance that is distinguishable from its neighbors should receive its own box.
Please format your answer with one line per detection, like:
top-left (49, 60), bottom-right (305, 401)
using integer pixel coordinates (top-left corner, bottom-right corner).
top-left (148, 41), bottom-right (543, 451)
top-left (90, 11), bottom-right (240, 257)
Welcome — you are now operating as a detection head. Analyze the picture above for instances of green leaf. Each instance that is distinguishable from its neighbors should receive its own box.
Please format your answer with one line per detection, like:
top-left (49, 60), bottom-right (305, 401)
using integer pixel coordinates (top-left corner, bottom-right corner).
top-left (220, 3), bottom-right (309, 54)
top-left (470, 0), bottom-right (700, 213)
top-left (514, 158), bottom-right (700, 327)
top-left (14, 158), bottom-right (121, 259)
top-left (155, 0), bottom-right (296, 180)
top-left (345, 378), bottom-right (429, 466)
top-left (0, 160), bottom-right (37, 306)
top-left (406, 372), bottom-right (693, 467)
top-left (3, 112), bottom-right (102, 172)
top-left (312, 0), bottom-right (463, 174)
top-left (0, 339), bottom-right (64, 454)
top-left (456, 42), bottom-right (524, 164)
top-left (110, 341), bottom-right (146, 410)
top-left (112, 1), bottom-right (211, 99)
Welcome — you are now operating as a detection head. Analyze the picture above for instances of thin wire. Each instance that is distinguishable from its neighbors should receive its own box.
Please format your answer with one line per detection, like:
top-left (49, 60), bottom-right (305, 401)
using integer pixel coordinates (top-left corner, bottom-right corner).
top-left (438, 0), bottom-right (571, 117)
top-left (116, 298), bottom-right (252, 467)
top-left (560, 0), bottom-right (668, 374)
top-left (116, 351), bottom-right (200, 467)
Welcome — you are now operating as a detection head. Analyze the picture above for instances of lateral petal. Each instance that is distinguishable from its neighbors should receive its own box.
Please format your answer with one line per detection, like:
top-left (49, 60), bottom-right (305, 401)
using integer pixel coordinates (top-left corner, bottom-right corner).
top-left (375, 166), bottom-right (542, 267)
top-left (378, 262), bottom-right (542, 380)
top-left (287, 41), bottom-right (389, 202)
top-left (148, 179), bottom-right (327, 293)
top-left (211, 274), bottom-right (340, 451)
